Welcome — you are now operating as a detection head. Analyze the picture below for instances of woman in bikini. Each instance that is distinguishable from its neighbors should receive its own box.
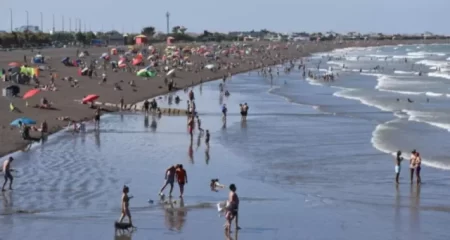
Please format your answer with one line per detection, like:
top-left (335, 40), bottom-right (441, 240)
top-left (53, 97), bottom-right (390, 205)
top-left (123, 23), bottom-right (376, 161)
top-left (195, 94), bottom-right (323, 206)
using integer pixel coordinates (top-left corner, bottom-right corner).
top-left (119, 185), bottom-right (133, 226)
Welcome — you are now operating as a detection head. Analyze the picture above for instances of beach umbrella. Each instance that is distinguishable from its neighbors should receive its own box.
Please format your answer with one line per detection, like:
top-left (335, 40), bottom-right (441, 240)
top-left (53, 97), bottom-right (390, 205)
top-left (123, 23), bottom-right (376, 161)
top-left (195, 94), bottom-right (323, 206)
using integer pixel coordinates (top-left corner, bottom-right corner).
top-left (82, 94), bottom-right (99, 104)
top-left (23, 89), bottom-right (40, 99)
top-left (205, 64), bottom-right (215, 70)
top-left (8, 62), bottom-right (21, 67)
top-left (10, 117), bottom-right (36, 126)
top-left (166, 69), bottom-right (175, 77)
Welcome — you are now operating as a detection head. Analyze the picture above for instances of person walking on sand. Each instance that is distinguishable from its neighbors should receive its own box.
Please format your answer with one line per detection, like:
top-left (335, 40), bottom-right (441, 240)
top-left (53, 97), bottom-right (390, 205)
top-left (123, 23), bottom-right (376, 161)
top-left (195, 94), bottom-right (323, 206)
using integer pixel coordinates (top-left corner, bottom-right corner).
top-left (225, 184), bottom-right (241, 232)
top-left (395, 150), bottom-right (403, 184)
top-left (415, 152), bottom-right (422, 184)
top-left (2, 157), bottom-right (14, 191)
top-left (118, 185), bottom-right (133, 226)
top-left (175, 164), bottom-right (188, 198)
top-left (222, 104), bottom-right (228, 122)
top-left (410, 150), bottom-right (417, 183)
top-left (159, 165), bottom-right (177, 197)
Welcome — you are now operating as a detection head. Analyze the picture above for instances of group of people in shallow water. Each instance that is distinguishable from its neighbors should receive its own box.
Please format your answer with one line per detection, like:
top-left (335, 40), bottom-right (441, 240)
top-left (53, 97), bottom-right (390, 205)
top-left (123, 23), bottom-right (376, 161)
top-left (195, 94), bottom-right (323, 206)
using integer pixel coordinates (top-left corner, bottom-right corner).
top-left (394, 149), bottom-right (422, 184)
top-left (116, 75), bottom-right (244, 232)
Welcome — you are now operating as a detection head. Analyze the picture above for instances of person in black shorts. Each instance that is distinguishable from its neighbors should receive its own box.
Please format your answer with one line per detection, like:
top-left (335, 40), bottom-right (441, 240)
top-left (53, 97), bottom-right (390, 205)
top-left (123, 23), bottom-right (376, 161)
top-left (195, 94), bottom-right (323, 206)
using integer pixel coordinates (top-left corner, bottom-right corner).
top-left (2, 157), bottom-right (14, 191)
top-left (205, 130), bottom-right (210, 148)
top-left (94, 108), bottom-right (101, 129)
top-left (143, 99), bottom-right (150, 115)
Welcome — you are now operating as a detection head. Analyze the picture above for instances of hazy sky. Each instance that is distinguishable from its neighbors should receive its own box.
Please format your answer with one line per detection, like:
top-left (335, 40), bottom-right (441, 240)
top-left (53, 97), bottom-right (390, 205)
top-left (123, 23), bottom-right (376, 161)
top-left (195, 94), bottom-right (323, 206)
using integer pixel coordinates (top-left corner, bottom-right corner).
top-left (2, 0), bottom-right (449, 34)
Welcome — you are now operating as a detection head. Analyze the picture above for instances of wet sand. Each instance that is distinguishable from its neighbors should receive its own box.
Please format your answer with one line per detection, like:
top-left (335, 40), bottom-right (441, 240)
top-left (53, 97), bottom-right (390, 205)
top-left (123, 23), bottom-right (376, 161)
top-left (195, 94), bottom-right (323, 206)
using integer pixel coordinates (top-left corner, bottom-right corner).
top-left (0, 40), bottom-right (445, 158)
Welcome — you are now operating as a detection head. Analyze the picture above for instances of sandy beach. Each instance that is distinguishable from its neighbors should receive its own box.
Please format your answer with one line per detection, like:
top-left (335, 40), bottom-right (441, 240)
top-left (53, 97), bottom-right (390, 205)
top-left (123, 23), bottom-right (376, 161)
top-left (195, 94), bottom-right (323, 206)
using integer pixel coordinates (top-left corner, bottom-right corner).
top-left (0, 39), bottom-right (444, 157)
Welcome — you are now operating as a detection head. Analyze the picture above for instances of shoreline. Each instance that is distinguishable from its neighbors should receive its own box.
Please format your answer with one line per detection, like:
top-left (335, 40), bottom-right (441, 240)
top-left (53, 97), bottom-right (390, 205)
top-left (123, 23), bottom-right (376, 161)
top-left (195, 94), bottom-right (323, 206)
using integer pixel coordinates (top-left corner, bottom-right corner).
top-left (0, 39), bottom-right (447, 159)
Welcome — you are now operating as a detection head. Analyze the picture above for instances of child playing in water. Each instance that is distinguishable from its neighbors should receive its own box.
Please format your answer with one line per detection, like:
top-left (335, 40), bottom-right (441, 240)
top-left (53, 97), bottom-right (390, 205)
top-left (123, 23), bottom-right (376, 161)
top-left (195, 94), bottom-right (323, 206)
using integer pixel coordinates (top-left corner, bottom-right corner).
top-left (119, 185), bottom-right (133, 226)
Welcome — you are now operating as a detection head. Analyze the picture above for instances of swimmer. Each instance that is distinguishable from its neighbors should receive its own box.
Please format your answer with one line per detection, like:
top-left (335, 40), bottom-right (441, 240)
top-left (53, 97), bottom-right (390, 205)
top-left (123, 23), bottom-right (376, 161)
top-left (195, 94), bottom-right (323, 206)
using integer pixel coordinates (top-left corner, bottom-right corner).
top-left (118, 185), bottom-right (133, 226)
top-left (222, 104), bottom-right (227, 122)
top-left (394, 150), bottom-right (403, 184)
top-left (2, 157), bottom-right (14, 191)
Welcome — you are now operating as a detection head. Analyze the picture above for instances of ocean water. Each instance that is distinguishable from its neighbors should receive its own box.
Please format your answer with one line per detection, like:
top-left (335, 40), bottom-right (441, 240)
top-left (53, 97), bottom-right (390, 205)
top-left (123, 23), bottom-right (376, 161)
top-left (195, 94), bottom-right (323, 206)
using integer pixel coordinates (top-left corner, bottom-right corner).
top-left (1, 44), bottom-right (450, 240)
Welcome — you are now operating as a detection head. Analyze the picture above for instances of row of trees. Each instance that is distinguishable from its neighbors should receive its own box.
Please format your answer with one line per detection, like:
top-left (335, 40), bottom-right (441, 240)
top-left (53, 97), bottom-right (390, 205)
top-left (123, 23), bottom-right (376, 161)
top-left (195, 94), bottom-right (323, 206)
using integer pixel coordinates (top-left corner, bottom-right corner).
top-left (0, 26), bottom-right (240, 48)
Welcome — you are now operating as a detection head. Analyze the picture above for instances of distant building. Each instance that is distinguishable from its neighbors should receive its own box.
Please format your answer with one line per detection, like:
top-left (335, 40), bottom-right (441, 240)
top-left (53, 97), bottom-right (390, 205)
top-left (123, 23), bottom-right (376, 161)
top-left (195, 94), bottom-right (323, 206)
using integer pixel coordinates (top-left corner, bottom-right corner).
top-left (15, 25), bottom-right (40, 33)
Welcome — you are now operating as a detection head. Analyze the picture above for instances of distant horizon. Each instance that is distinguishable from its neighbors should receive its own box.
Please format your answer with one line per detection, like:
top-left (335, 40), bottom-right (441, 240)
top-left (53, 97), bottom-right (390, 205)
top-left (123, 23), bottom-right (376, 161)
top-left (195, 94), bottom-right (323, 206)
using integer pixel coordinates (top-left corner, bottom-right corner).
top-left (0, 25), bottom-right (447, 36)
top-left (2, 0), bottom-right (448, 35)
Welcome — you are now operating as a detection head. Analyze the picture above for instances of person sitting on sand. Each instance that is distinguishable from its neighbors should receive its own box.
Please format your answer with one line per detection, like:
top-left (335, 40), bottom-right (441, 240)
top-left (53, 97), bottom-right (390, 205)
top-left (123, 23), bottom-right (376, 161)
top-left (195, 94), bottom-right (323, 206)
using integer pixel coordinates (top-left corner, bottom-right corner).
top-left (9, 102), bottom-right (21, 113)
top-left (40, 97), bottom-right (51, 108)
top-left (118, 185), bottom-right (133, 226)
top-left (56, 116), bottom-right (70, 121)
top-left (210, 179), bottom-right (224, 192)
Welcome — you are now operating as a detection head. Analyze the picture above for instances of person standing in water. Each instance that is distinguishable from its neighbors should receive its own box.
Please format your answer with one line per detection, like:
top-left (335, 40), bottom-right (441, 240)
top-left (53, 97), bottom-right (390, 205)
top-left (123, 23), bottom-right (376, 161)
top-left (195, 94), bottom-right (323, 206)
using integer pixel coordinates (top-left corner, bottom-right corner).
top-left (225, 184), bottom-right (241, 232)
top-left (196, 116), bottom-right (204, 133)
top-left (175, 164), bottom-right (188, 198)
top-left (415, 152), bottom-right (422, 184)
top-left (159, 165), bottom-right (177, 197)
top-left (119, 185), bottom-right (133, 226)
top-left (394, 151), bottom-right (403, 184)
top-left (410, 150), bottom-right (417, 183)
top-left (205, 130), bottom-right (210, 148)
top-left (188, 116), bottom-right (195, 138)
top-left (94, 107), bottom-right (101, 129)
top-left (242, 103), bottom-right (249, 121)
top-left (2, 157), bottom-right (14, 191)
top-left (222, 104), bottom-right (228, 122)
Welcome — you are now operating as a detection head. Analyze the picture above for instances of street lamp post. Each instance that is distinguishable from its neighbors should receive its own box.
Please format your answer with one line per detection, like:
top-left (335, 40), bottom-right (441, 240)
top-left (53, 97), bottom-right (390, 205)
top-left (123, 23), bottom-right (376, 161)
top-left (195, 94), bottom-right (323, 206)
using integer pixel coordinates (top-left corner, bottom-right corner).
top-left (52, 14), bottom-right (55, 33)
top-left (25, 10), bottom-right (29, 30)
top-left (69, 18), bottom-right (71, 32)
top-left (40, 12), bottom-right (43, 32)
top-left (9, 8), bottom-right (13, 32)
top-left (62, 15), bottom-right (64, 32)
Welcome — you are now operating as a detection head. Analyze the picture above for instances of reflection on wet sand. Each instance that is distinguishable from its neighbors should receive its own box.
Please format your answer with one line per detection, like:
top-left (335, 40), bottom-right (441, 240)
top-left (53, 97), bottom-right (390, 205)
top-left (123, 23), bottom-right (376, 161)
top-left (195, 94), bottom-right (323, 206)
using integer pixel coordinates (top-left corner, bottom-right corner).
top-left (409, 185), bottom-right (421, 238)
top-left (394, 185), bottom-right (401, 235)
top-left (224, 228), bottom-right (239, 240)
top-left (164, 198), bottom-right (187, 232)
top-left (144, 116), bottom-right (149, 128)
top-left (95, 130), bottom-right (101, 148)
top-left (205, 149), bottom-right (210, 165)
top-left (188, 140), bottom-right (194, 164)
top-left (114, 232), bottom-right (132, 240)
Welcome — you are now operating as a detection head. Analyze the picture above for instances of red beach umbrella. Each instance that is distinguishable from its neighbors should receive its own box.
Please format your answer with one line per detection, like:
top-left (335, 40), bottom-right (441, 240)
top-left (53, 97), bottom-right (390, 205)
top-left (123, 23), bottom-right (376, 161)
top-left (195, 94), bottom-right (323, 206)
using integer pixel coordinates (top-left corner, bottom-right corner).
top-left (23, 89), bottom-right (40, 99)
top-left (8, 62), bottom-right (21, 67)
top-left (82, 94), bottom-right (99, 104)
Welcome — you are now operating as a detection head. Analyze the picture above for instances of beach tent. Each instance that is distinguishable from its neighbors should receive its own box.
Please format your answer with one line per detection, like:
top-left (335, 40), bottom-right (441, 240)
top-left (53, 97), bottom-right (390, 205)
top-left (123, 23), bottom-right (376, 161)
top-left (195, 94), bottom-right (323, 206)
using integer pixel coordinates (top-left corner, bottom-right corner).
top-left (5, 85), bottom-right (20, 97)
top-left (136, 69), bottom-right (156, 77)
top-left (32, 54), bottom-right (44, 64)
top-left (82, 94), bottom-right (99, 104)
top-left (10, 117), bottom-right (36, 126)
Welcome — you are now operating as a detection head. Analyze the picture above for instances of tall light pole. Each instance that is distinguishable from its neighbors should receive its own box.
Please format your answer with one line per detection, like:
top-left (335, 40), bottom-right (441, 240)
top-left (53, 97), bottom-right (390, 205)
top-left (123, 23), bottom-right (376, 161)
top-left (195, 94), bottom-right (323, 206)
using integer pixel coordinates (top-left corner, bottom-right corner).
top-left (69, 18), bottom-right (71, 32)
top-left (25, 10), bottom-right (29, 29)
top-left (40, 12), bottom-right (43, 32)
top-left (52, 14), bottom-right (55, 33)
top-left (74, 18), bottom-right (78, 32)
top-left (9, 8), bottom-right (13, 32)
top-left (166, 11), bottom-right (170, 34)
top-left (62, 15), bottom-right (64, 32)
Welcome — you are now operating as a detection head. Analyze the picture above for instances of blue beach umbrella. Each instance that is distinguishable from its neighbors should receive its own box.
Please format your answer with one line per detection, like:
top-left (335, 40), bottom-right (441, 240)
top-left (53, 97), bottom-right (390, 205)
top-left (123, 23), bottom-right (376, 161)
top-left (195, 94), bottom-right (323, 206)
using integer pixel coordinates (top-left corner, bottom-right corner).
top-left (10, 117), bottom-right (36, 126)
